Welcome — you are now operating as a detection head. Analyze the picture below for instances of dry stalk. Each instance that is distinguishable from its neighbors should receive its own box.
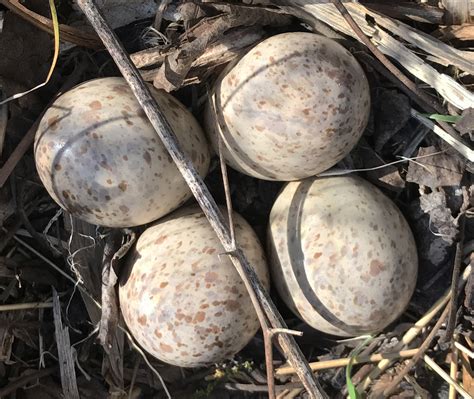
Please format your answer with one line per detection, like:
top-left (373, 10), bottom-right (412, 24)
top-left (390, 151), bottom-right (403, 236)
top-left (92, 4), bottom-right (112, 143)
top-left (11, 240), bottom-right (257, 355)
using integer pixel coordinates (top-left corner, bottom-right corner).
top-left (449, 339), bottom-right (459, 399)
top-left (454, 342), bottom-right (474, 359)
top-left (424, 355), bottom-right (471, 399)
top-left (275, 348), bottom-right (419, 376)
top-left (444, 194), bottom-right (469, 343)
top-left (382, 302), bottom-right (451, 396)
top-left (358, 264), bottom-right (471, 390)
top-left (217, 132), bottom-right (278, 397)
top-left (411, 110), bottom-right (474, 162)
top-left (0, 302), bottom-right (53, 312)
top-left (74, 1), bottom-right (326, 397)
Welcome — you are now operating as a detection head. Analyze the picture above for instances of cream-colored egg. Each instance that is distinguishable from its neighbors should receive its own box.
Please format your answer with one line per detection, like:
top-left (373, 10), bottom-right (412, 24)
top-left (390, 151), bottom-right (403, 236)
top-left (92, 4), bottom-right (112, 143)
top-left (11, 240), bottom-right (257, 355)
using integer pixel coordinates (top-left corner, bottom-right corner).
top-left (205, 32), bottom-right (370, 181)
top-left (268, 176), bottom-right (418, 336)
top-left (35, 77), bottom-right (210, 227)
top-left (119, 206), bottom-right (270, 367)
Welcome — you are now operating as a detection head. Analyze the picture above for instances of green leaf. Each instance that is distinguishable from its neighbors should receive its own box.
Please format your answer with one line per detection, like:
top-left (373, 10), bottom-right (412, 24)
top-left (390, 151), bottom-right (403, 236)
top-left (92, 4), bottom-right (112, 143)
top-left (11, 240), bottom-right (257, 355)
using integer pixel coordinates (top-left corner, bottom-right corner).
top-left (346, 335), bottom-right (374, 399)
top-left (421, 113), bottom-right (461, 123)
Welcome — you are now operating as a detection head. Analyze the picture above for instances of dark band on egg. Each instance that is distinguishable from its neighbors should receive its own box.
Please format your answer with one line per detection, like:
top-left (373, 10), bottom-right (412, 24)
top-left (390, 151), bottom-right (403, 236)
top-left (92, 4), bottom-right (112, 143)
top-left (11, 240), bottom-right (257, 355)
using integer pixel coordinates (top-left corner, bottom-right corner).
top-left (287, 178), bottom-right (369, 335)
top-left (212, 85), bottom-right (278, 180)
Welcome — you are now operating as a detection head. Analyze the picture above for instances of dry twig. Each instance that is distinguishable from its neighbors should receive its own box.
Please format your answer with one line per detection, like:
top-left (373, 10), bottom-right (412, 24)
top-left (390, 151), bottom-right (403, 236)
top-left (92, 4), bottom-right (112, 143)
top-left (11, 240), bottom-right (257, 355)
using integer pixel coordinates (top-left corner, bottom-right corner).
top-left (359, 265), bottom-right (471, 390)
top-left (449, 339), bottom-right (459, 399)
top-left (74, 1), bottom-right (326, 397)
top-left (275, 348), bottom-right (419, 376)
top-left (381, 302), bottom-right (451, 396)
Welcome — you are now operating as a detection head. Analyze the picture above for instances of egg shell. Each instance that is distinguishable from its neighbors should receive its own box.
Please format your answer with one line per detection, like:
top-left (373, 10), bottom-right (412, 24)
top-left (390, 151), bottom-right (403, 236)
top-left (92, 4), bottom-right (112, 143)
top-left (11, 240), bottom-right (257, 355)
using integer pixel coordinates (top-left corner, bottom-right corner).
top-left (34, 77), bottom-right (210, 227)
top-left (119, 206), bottom-right (270, 367)
top-left (268, 175), bottom-right (418, 336)
top-left (204, 32), bottom-right (370, 181)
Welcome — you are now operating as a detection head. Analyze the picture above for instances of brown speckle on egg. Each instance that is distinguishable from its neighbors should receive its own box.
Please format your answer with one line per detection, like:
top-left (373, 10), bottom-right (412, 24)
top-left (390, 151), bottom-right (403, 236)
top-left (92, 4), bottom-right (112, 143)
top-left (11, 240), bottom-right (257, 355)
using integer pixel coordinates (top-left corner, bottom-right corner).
top-left (34, 77), bottom-right (210, 227)
top-left (268, 175), bottom-right (418, 336)
top-left (119, 206), bottom-right (270, 368)
top-left (204, 32), bottom-right (370, 181)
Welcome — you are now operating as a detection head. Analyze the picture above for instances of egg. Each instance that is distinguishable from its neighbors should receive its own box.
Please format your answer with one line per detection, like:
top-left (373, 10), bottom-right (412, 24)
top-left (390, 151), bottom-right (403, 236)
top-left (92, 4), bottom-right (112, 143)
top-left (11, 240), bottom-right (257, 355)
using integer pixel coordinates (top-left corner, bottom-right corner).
top-left (34, 77), bottom-right (210, 227)
top-left (204, 32), bottom-right (370, 181)
top-left (119, 206), bottom-right (270, 367)
top-left (268, 175), bottom-right (418, 336)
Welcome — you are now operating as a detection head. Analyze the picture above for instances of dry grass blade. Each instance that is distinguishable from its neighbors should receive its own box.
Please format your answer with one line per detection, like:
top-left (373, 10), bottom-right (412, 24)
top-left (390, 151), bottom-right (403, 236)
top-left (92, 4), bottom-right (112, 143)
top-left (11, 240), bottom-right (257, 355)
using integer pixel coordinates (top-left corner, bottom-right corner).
top-left (285, 0), bottom-right (473, 111)
top-left (275, 348), bottom-right (420, 376)
top-left (363, 2), bottom-right (444, 24)
top-left (411, 110), bottom-right (474, 163)
top-left (52, 287), bottom-right (80, 399)
top-left (382, 302), bottom-right (450, 396)
top-left (74, 1), bottom-right (327, 397)
top-left (0, 0), bottom-right (101, 48)
top-left (358, 264), bottom-right (471, 391)
top-left (0, 301), bottom-right (53, 311)
top-left (423, 355), bottom-right (472, 399)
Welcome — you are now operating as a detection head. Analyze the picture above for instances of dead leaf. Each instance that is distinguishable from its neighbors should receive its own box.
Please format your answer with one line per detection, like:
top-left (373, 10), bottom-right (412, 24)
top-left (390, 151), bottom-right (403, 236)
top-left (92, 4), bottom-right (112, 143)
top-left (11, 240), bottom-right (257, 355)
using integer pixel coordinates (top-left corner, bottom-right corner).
top-left (406, 146), bottom-right (465, 188)
top-left (154, 3), bottom-right (291, 91)
top-left (455, 107), bottom-right (474, 136)
top-left (419, 189), bottom-right (458, 244)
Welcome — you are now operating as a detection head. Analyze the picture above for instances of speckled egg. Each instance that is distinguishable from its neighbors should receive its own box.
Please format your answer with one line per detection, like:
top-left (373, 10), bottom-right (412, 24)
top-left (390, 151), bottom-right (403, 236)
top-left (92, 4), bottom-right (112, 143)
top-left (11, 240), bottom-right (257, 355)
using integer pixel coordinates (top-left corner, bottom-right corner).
top-left (34, 77), bottom-right (210, 227)
top-left (204, 32), bottom-right (370, 181)
top-left (119, 206), bottom-right (270, 367)
top-left (268, 175), bottom-right (418, 336)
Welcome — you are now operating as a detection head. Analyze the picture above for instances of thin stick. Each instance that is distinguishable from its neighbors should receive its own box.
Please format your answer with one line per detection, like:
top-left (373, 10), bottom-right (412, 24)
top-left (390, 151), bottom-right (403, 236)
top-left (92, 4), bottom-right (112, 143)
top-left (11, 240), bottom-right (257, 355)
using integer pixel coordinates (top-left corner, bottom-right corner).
top-left (423, 355), bottom-right (471, 399)
top-left (215, 112), bottom-right (276, 397)
top-left (0, 121), bottom-right (37, 189)
top-left (128, 356), bottom-right (141, 399)
top-left (382, 303), bottom-right (451, 396)
top-left (119, 326), bottom-right (171, 399)
top-left (264, 329), bottom-right (277, 399)
top-left (358, 264), bottom-right (471, 391)
top-left (9, 231), bottom-right (101, 310)
top-left (444, 211), bottom-right (467, 343)
top-left (454, 342), bottom-right (474, 359)
top-left (275, 348), bottom-right (419, 376)
top-left (218, 135), bottom-right (236, 247)
top-left (0, 302), bottom-right (53, 312)
top-left (449, 342), bottom-right (459, 399)
top-left (74, 1), bottom-right (325, 397)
